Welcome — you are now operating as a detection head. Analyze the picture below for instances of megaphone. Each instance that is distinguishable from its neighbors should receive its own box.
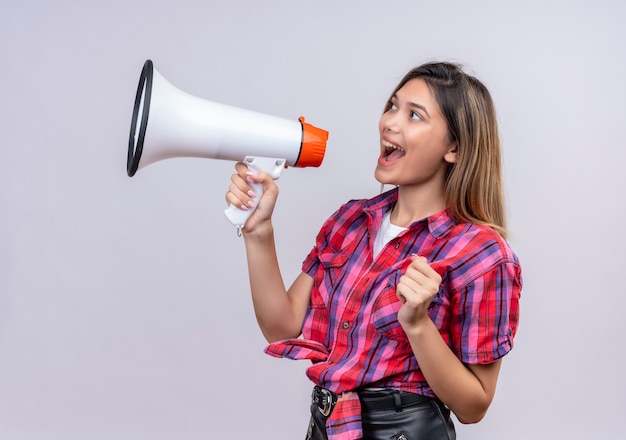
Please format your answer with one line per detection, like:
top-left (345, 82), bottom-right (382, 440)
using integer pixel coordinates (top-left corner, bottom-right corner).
top-left (127, 60), bottom-right (328, 228)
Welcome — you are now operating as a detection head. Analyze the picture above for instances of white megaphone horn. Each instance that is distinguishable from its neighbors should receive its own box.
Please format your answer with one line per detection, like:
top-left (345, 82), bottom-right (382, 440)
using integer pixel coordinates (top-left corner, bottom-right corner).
top-left (127, 60), bottom-right (329, 229)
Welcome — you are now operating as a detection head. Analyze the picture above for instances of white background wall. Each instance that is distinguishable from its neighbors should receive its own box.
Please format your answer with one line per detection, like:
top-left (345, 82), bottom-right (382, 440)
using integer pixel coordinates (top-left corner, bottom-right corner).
top-left (2, 0), bottom-right (625, 438)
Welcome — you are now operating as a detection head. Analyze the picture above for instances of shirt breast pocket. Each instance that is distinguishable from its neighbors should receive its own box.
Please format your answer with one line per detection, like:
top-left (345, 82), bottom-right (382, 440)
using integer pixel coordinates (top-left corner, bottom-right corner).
top-left (371, 271), bottom-right (407, 341)
top-left (317, 248), bottom-right (350, 295)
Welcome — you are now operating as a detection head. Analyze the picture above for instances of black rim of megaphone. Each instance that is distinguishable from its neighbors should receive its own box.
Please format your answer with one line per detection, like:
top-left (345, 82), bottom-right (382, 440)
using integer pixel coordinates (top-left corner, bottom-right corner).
top-left (127, 60), bottom-right (154, 176)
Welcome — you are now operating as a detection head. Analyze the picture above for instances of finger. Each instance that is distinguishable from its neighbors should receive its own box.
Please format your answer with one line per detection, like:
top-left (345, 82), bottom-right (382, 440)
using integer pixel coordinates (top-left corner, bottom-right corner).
top-left (409, 255), bottom-right (442, 284)
top-left (226, 182), bottom-right (255, 210)
top-left (404, 266), bottom-right (431, 286)
top-left (234, 161), bottom-right (249, 177)
top-left (397, 274), bottom-right (424, 303)
top-left (226, 170), bottom-right (257, 208)
top-left (399, 269), bottom-right (440, 305)
top-left (245, 169), bottom-right (272, 187)
top-left (413, 256), bottom-right (441, 279)
top-left (396, 282), bottom-right (424, 308)
top-left (399, 272), bottom-right (421, 292)
top-left (405, 267), bottom-right (441, 294)
top-left (395, 283), bottom-right (409, 304)
top-left (245, 170), bottom-right (280, 205)
top-left (229, 172), bottom-right (256, 199)
top-left (231, 171), bottom-right (258, 196)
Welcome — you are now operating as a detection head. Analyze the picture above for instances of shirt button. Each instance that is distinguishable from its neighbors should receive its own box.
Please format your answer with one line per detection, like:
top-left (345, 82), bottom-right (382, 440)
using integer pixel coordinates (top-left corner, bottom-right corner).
top-left (342, 321), bottom-right (350, 329)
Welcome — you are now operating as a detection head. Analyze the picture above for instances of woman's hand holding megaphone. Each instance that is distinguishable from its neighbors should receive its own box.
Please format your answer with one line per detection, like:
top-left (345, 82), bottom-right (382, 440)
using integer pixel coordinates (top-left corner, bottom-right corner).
top-left (226, 162), bottom-right (279, 236)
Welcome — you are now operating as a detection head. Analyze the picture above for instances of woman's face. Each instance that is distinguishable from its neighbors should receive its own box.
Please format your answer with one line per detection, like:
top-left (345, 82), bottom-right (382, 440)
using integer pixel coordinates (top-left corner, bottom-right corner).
top-left (375, 78), bottom-right (457, 189)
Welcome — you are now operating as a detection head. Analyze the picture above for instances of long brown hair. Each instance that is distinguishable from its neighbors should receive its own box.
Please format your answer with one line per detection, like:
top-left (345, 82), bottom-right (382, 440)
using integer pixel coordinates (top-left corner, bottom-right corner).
top-left (387, 62), bottom-right (508, 239)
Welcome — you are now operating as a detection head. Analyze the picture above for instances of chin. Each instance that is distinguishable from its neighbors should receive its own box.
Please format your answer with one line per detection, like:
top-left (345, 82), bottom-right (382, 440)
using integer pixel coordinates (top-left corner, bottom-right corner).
top-left (374, 168), bottom-right (395, 186)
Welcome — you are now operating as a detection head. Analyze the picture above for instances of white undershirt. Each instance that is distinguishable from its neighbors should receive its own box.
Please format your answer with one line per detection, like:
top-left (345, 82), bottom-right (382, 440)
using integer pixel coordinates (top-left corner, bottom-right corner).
top-left (373, 209), bottom-right (407, 258)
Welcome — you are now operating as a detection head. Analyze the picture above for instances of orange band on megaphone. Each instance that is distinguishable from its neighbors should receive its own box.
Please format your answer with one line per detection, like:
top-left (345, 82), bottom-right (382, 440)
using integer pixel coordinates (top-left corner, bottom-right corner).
top-left (296, 116), bottom-right (328, 168)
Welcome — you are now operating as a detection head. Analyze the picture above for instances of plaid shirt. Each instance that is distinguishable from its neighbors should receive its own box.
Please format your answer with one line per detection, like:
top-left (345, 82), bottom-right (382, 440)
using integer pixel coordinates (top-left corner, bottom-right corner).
top-left (265, 188), bottom-right (522, 439)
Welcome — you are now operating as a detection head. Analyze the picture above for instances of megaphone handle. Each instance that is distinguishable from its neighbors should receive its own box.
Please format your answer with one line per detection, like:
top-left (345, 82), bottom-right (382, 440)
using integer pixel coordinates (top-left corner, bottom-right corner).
top-left (223, 156), bottom-right (285, 231)
top-left (224, 180), bottom-right (264, 229)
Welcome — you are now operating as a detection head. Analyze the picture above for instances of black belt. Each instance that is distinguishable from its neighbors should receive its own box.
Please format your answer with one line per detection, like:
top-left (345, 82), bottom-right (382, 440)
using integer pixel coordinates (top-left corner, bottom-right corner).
top-left (358, 389), bottom-right (434, 412)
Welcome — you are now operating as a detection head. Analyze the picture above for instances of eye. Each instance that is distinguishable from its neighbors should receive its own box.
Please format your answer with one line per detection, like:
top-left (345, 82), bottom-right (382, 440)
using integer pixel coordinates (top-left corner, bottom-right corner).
top-left (387, 101), bottom-right (398, 111)
top-left (410, 111), bottom-right (422, 121)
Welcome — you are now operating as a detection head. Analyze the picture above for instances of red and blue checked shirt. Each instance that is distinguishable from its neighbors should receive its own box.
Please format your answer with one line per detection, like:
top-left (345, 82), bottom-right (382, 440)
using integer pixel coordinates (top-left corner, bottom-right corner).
top-left (265, 188), bottom-right (522, 439)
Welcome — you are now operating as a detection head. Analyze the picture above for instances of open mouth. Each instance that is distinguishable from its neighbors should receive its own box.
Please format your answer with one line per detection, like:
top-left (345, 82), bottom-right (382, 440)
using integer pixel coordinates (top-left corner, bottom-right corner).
top-left (382, 140), bottom-right (405, 162)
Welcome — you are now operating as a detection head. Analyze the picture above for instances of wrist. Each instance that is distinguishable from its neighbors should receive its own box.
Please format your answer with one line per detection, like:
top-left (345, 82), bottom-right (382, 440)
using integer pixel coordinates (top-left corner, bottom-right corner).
top-left (400, 314), bottom-right (435, 339)
top-left (242, 220), bottom-right (274, 242)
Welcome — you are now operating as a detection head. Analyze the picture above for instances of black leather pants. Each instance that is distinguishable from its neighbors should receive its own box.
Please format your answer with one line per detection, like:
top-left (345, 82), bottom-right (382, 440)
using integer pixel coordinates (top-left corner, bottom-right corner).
top-left (306, 388), bottom-right (456, 440)
top-left (359, 389), bottom-right (456, 440)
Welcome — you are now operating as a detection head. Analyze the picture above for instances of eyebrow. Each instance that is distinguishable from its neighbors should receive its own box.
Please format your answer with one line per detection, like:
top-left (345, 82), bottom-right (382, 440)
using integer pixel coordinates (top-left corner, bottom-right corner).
top-left (392, 93), bottom-right (431, 118)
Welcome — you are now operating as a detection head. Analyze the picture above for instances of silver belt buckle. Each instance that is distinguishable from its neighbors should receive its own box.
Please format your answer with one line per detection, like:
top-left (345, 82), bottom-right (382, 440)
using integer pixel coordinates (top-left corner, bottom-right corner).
top-left (318, 388), bottom-right (334, 417)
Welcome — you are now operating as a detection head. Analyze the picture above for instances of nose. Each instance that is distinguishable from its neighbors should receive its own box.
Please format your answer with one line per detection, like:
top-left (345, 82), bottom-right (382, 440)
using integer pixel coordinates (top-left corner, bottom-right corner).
top-left (380, 111), bottom-right (400, 133)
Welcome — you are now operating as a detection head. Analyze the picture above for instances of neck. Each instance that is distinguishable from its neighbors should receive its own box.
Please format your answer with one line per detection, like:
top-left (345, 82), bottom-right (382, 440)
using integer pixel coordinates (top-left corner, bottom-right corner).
top-left (390, 184), bottom-right (447, 227)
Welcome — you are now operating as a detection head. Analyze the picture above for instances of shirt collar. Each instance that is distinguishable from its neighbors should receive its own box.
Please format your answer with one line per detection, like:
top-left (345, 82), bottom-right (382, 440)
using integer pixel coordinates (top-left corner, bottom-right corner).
top-left (363, 188), bottom-right (458, 239)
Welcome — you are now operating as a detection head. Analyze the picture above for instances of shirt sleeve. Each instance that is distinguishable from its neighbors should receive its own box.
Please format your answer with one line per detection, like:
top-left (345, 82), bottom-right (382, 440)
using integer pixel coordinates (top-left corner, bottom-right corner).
top-left (449, 260), bottom-right (522, 365)
top-left (302, 222), bottom-right (327, 277)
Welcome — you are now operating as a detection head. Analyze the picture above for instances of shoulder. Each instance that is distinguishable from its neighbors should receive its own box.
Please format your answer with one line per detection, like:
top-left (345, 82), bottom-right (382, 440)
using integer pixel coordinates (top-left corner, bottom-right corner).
top-left (442, 222), bottom-right (521, 290)
top-left (321, 198), bottom-right (367, 228)
top-left (311, 198), bottom-right (368, 249)
top-left (321, 192), bottom-right (389, 234)
top-left (453, 223), bottom-right (518, 261)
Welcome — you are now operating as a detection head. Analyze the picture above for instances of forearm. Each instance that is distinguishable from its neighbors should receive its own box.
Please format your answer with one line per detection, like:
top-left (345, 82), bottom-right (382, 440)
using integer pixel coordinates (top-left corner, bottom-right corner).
top-left (243, 225), bottom-right (303, 342)
top-left (404, 319), bottom-right (499, 424)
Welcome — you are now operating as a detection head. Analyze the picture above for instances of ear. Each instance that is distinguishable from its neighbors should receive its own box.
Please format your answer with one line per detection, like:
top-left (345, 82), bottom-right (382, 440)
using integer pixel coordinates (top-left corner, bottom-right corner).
top-left (443, 141), bottom-right (458, 164)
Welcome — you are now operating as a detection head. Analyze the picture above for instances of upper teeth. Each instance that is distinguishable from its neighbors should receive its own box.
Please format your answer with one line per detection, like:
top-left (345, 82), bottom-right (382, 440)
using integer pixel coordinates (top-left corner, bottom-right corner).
top-left (383, 140), bottom-right (404, 151)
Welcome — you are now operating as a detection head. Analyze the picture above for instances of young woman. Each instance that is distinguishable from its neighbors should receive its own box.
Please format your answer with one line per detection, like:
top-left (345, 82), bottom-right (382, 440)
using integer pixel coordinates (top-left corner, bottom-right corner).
top-left (226, 61), bottom-right (522, 440)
